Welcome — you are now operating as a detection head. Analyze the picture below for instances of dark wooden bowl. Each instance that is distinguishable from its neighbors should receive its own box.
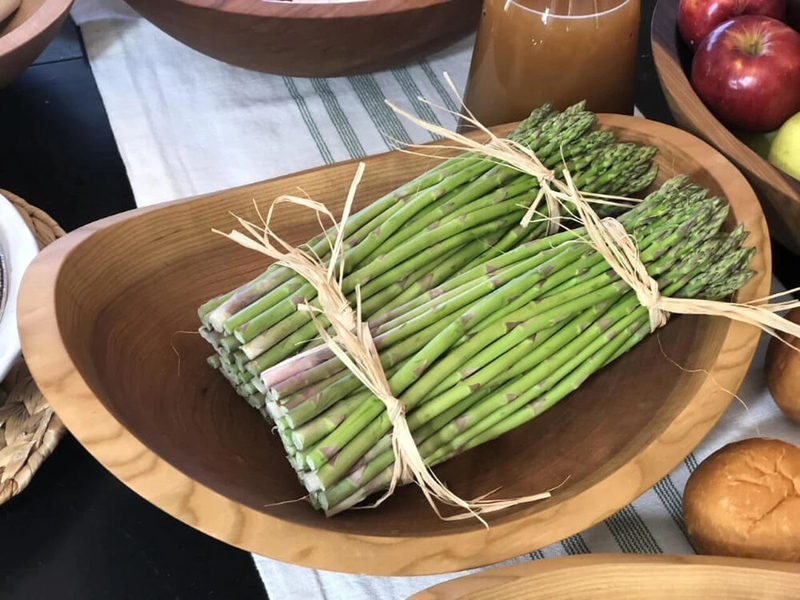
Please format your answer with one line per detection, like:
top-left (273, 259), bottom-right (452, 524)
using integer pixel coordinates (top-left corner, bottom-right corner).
top-left (651, 0), bottom-right (800, 254)
top-left (18, 115), bottom-right (770, 575)
top-left (122, 0), bottom-right (481, 77)
top-left (0, 0), bottom-right (72, 87)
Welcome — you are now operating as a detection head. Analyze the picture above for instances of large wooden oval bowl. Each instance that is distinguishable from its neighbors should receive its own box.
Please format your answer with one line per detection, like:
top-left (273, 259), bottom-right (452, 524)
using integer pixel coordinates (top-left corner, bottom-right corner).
top-left (18, 115), bottom-right (770, 575)
top-left (122, 0), bottom-right (481, 77)
top-left (651, 0), bottom-right (800, 254)
top-left (0, 0), bottom-right (73, 87)
top-left (412, 555), bottom-right (800, 599)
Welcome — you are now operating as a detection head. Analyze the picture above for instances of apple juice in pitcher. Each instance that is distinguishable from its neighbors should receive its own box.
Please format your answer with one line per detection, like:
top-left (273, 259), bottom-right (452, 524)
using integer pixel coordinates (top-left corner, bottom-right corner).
top-left (462, 0), bottom-right (641, 128)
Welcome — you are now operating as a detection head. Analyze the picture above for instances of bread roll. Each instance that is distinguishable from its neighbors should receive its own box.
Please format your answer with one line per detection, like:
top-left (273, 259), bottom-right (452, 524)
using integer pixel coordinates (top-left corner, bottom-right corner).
top-left (684, 438), bottom-right (800, 562)
top-left (766, 307), bottom-right (800, 423)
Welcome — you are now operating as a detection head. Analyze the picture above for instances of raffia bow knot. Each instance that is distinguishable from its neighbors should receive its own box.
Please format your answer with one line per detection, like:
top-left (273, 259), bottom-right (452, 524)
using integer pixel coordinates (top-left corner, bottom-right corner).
top-left (599, 217), bottom-right (669, 331)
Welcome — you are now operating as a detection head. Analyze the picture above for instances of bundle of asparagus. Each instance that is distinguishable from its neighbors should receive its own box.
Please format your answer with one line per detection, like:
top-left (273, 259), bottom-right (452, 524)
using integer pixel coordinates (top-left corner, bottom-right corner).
top-left (198, 102), bottom-right (683, 515)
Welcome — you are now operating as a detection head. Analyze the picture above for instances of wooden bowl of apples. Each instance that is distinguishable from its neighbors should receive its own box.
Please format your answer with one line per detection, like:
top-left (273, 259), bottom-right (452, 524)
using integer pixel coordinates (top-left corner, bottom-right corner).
top-left (122, 0), bottom-right (482, 77)
top-left (652, 0), bottom-right (800, 253)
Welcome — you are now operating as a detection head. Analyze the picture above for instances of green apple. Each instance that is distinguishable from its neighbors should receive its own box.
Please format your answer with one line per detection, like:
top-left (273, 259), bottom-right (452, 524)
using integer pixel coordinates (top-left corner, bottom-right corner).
top-left (768, 112), bottom-right (800, 180)
top-left (738, 130), bottom-right (778, 160)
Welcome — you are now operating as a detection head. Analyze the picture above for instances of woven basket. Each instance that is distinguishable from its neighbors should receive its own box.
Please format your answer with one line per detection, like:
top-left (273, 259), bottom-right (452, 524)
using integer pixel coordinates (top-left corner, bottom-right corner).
top-left (0, 190), bottom-right (65, 504)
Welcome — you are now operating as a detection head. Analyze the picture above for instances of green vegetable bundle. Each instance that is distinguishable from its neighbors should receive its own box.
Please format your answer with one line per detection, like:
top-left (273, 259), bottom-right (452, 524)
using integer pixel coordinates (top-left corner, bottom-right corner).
top-left (197, 102), bottom-right (689, 515)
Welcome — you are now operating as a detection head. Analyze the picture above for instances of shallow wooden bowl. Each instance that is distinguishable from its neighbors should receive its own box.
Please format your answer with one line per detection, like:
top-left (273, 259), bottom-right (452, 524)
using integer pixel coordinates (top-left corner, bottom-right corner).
top-left (19, 115), bottom-right (770, 575)
top-left (651, 0), bottom-right (800, 254)
top-left (0, 0), bottom-right (72, 87)
top-left (122, 0), bottom-right (481, 77)
top-left (412, 555), bottom-right (800, 599)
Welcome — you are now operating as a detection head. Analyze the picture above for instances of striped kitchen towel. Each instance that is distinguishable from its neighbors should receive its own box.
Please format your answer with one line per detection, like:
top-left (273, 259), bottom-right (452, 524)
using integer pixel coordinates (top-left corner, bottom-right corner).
top-left (69, 3), bottom-right (797, 598)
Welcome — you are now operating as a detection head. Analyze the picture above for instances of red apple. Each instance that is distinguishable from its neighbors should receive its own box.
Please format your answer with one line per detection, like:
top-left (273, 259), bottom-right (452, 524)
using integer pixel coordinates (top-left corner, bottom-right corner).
top-left (692, 16), bottom-right (800, 132)
top-left (678, 0), bottom-right (786, 50)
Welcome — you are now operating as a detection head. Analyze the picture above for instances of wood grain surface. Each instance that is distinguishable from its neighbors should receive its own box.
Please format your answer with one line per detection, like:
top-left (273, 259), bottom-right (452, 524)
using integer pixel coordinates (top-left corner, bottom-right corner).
top-left (0, 0), bottom-right (72, 87)
top-left (411, 554), bottom-right (800, 599)
top-left (651, 0), bottom-right (800, 254)
top-left (18, 115), bottom-right (771, 575)
top-left (122, 0), bottom-right (481, 77)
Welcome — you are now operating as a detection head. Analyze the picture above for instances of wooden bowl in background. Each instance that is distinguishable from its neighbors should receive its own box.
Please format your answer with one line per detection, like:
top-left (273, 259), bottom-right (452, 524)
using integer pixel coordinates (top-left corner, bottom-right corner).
top-left (0, 0), bottom-right (73, 87)
top-left (18, 115), bottom-right (770, 575)
top-left (651, 0), bottom-right (800, 254)
top-left (412, 555), bottom-right (800, 599)
top-left (122, 0), bottom-right (482, 77)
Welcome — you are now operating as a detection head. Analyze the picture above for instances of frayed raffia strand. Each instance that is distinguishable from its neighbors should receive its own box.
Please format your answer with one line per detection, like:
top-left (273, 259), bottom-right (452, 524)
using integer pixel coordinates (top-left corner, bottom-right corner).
top-left (386, 93), bottom-right (800, 343)
top-left (654, 333), bottom-right (761, 438)
top-left (263, 494), bottom-right (310, 508)
top-left (215, 163), bottom-right (550, 525)
top-left (170, 330), bottom-right (202, 376)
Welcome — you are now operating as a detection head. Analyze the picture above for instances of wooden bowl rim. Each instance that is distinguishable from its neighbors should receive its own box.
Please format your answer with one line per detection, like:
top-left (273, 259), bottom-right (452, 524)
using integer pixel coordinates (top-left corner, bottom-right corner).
top-left (18, 114), bottom-right (772, 575)
top-left (0, 0), bottom-right (73, 55)
top-left (650, 0), bottom-right (800, 202)
top-left (177, 0), bottom-right (456, 19)
top-left (411, 554), bottom-right (800, 598)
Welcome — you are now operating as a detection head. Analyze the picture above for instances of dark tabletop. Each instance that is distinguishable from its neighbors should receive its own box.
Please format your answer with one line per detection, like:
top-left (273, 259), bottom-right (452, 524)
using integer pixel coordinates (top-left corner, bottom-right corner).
top-left (0, 4), bottom-right (796, 600)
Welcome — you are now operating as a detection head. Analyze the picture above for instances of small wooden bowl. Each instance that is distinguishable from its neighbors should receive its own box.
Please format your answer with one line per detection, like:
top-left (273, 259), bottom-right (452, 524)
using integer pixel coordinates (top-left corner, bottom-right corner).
top-left (18, 115), bottom-right (770, 575)
top-left (651, 0), bottom-right (800, 254)
top-left (122, 0), bottom-right (481, 77)
top-left (412, 555), bottom-right (800, 599)
top-left (0, 0), bottom-right (73, 88)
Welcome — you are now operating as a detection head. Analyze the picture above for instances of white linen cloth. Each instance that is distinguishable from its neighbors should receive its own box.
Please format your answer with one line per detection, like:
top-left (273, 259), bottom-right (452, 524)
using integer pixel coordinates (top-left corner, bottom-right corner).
top-left (70, 3), bottom-right (798, 598)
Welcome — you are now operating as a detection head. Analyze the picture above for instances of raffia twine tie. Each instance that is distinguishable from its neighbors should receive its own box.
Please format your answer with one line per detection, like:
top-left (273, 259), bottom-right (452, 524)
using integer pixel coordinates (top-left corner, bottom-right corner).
top-left (564, 171), bottom-right (669, 332)
top-left (216, 163), bottom-right (551, 525)
top-left (601, 218), bottom-right (668, 330)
